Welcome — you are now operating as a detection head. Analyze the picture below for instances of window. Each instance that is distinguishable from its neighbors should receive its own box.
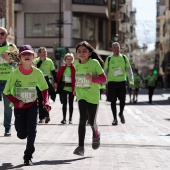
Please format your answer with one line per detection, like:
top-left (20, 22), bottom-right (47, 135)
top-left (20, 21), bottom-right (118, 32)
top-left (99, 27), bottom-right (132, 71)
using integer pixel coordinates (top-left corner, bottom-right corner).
top-left (72, 0), bottom-right (105, 5)
top-left (86, 17), bottom-right (94, 40)
top-left (25, 13), bottom-right (63, 38)
top-left (72, 16), bottom-right (81, 38)
top-left (111, 0), bottom-right (116, 12)
top-left (98, 20), bottom-right (103, 42)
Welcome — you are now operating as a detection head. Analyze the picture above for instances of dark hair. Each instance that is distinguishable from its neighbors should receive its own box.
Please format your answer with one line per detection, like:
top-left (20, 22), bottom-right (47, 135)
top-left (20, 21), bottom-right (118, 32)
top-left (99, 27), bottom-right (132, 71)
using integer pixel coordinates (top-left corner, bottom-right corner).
top-left (76, 41), bottom-right (104, 68)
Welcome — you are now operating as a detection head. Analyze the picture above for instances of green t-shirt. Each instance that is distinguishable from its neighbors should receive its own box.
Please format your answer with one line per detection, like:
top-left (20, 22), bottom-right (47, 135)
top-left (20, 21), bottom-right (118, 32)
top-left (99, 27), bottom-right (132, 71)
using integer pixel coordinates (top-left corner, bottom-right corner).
top-left (0, 43), bottom-right (17, 80)
top-left (62, 66), bottom-right (72, 92)
top-left (134, 74), bottom-right (141, 88)
top-left (3, 66), bottom-right (48, 103)
top-left (104, 54), bottom-right (131, 82)
top-left (34, 57), bottom-right (55, 78)
top-left (74, 58), bottom-right (104, 104)
top-left (145, 74), bottom-right (157, 87)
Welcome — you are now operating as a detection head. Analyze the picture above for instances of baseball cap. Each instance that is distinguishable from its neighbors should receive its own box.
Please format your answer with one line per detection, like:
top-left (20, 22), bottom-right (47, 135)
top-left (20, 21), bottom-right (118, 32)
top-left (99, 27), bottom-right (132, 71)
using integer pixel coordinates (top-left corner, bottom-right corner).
top-left (19, 44), bottom-right (34, 56)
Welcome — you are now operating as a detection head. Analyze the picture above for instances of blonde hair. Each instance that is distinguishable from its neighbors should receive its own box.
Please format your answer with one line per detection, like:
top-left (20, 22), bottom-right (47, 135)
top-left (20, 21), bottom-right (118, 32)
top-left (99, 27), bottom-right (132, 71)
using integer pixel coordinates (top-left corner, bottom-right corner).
top-left (63, 53), bottom-right (74, 63)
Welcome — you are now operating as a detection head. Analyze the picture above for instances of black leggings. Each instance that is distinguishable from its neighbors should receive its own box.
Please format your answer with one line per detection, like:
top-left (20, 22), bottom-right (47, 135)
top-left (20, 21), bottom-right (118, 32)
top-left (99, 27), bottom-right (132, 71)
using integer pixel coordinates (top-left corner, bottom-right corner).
top-left (61, 90), bottom-right (74, 121)
top-left (148, 86), bottom-right (155, 102)
top-left (78, 100), bottom-right (99, 147)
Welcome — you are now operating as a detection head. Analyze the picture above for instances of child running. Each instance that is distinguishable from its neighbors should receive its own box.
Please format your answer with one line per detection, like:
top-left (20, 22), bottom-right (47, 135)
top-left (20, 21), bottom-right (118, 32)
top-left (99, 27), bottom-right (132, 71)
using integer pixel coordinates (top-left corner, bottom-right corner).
top-left (3, 44), bottom-right (51, 166)
top-left (73, 41), bottom-right (106, 156)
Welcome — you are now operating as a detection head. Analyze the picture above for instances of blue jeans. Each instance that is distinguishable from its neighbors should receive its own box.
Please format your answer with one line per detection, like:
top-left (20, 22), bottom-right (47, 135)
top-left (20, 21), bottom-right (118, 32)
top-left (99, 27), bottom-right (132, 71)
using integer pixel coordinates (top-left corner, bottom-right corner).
top-left (0, 80), bottom-right (12, 132)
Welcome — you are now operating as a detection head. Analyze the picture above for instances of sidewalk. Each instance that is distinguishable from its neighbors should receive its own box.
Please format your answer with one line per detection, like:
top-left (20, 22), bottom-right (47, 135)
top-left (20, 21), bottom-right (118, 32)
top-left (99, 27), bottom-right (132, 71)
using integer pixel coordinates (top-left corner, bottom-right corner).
top-left (0, 91), bottom-right (170, 170)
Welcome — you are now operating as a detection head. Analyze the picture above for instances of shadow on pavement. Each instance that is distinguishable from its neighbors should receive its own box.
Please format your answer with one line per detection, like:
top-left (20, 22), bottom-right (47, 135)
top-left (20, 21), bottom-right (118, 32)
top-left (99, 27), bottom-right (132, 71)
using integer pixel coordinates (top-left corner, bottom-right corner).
top-left (126, 99), bottom-right (170, 105)
top-left (3, 157), bottom-right (92, 169)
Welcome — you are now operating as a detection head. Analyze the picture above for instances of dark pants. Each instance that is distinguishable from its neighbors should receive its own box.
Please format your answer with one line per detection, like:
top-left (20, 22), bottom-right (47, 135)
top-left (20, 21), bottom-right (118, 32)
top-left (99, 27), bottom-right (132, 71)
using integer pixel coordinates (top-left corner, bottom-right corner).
top-left (148, 86), bottom-right (155, 103)
top-left (78, 100), bottom-right (98, 147)
top-left (14, 103), bottom-right (38, 159)
top-left (108, 81), bottom-right (126, 120)
top-left (37, 87), bottom-right (49, 120)
top-left (61, 90), bottom-right (74, 121)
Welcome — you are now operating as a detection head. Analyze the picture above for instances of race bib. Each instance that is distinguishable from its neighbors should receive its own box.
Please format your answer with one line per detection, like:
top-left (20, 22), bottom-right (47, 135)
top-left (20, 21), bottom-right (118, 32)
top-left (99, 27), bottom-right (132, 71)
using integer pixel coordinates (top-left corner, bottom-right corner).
top-left (15, 87), bottom-right (36, 103)
top-left (76, 73), bottom-right (91, 87)
top-left (43, 72), bottom-right (48, 77)
top-left (113, 67), bottom-right (123, 76)
top-left (65, 76), bottom-right (71, 83)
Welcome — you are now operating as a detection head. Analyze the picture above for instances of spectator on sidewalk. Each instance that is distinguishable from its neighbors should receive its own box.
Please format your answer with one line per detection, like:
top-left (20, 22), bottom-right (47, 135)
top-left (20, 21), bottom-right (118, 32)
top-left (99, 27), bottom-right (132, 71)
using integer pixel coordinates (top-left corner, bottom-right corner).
top-left (56, 53), bottom-right (75, 124)
top-left (0, 27), bottom-right (18, 136)
top-left (3, 44), bottom-right (51, 166)
top-left (34, 47), bottom-right (57, 123)
top-left (73, 41), bottom-right (106, 156)
top-left (104, 42), bottom-right (134, 126)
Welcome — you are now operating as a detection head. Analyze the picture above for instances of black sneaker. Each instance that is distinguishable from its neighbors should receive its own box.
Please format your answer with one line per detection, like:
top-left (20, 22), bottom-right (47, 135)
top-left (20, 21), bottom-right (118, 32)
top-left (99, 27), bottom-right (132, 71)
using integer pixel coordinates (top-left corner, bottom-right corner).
top-left (92, 132), bottom-right (100, 150)
top-left (112, 120), bottom-right (118, 126)
top-left (119, 113), bottom-right (125, 124)
top-left (4, 128), bottom-right (11, 137)
top-left (73, 146), bottom-right (84, 156)
top-left (24, 159), bottom-right (33, 166)
top-left (61, 120), bottom-right (66, 124)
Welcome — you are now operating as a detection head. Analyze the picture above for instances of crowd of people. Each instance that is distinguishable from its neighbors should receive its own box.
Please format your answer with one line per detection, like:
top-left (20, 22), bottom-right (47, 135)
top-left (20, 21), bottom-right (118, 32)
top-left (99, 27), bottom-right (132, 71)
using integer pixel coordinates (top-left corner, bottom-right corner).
top-left (0, 26), bottom-right (161, 166)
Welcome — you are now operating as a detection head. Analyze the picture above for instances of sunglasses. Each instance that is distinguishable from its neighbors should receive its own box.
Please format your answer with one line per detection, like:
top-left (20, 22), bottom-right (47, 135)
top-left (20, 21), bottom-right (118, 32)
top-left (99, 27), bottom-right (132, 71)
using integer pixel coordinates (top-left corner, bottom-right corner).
top-left (0, 32), bottom-right (6, 36)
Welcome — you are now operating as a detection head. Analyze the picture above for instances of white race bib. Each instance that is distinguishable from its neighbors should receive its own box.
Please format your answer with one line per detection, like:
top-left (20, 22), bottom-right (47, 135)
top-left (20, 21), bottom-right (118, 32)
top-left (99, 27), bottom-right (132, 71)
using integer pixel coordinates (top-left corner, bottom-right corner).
top-left (76, 73), bottom-right (91, 87)
top-left (65, 76), bottom-right (71, 83)
top-left (113, 67), bottom-right (123, 76)
top-left (15, 87), bottom-right (36, 103)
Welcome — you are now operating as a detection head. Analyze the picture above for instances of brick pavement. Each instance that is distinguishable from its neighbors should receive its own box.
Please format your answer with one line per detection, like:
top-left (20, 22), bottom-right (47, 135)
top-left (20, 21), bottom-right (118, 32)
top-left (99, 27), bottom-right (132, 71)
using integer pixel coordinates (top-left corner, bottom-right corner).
top-left (0, 89), bottom-right (170, 170)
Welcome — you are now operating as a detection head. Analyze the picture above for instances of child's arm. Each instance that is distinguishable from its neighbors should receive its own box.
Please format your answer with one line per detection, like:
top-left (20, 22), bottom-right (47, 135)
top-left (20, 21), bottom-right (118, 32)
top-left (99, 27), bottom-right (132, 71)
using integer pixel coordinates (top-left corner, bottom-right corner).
top-left (5, 94), bottom-right (24, 108)
top-left (91, 73), bottom-right (106, 84)
top-left (42, 89), bottom-right (51, 111)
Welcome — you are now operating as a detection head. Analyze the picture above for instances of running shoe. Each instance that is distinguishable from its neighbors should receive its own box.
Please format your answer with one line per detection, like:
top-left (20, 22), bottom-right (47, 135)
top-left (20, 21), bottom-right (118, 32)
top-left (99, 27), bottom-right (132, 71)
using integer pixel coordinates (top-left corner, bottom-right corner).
top-left (69, 120), bottom-right (72, 124)
top-left (73, 146), bottom-right (84, 156)
top-left (119, 113), bottom-right (125, 124)
top-left (23, 155), bottom-right (33, 166)
top-left (92, 132), bottom-right (100, 150)
top-left (39, 119), bottom-right (45, 123)
top-left (112, 120), bottom-right (118, 125)
top-left (24, 159), bottom-right (33, 166)
top-left (45, 117), bottom-right (50, 123)
top-left (61, 120), bottom-right (66, 124)
top-left (4, 128), bottom-right (11, 137)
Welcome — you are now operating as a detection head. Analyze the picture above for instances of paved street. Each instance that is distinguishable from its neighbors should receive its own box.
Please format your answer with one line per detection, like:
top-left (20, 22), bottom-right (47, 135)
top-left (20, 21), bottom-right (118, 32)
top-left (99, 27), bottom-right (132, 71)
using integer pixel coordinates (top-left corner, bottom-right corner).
top-left (0, 89), bottom-right (170, 170)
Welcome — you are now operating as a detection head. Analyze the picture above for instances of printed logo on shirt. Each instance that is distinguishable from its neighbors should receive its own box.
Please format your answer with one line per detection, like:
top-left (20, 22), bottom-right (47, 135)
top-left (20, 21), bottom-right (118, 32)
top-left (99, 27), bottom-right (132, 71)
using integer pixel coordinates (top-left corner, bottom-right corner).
top-left (15, 80), bottom-right (22, 87)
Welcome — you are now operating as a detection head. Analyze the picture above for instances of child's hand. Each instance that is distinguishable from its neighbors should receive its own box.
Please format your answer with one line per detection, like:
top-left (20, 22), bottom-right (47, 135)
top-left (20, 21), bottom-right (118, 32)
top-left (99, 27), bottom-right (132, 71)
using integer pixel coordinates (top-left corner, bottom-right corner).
top-left (45, 105), bottom-right (51, 112)
top-left (18, 101), bottom-right (24, 108)
top-left (73, 90), bottom-right (76, 96)
top-left (85, 73), bottom-right (92, 82)
top-left (2, 53), bottom-right (13, 62)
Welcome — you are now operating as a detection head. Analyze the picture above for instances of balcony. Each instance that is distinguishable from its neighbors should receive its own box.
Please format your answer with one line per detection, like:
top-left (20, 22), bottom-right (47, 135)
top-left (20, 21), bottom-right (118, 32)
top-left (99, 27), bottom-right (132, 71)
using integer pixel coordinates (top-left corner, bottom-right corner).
top-left (72, 4), bottom-right (108, 18)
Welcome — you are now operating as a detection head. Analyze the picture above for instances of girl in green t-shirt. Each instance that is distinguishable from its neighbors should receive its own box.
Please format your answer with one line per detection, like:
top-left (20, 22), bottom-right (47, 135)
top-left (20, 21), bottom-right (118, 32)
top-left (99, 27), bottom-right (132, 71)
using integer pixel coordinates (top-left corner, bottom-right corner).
top-left (73, 41), bottom-right (106, 156)
top-left (56, 53), bottom-right (75, 124)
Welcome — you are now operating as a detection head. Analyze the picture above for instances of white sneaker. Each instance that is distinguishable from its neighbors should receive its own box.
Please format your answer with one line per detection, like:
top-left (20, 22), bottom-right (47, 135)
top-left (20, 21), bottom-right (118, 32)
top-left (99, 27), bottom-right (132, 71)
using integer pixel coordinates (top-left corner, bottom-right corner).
top-left (39, 119), bottom-right (45, 123)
